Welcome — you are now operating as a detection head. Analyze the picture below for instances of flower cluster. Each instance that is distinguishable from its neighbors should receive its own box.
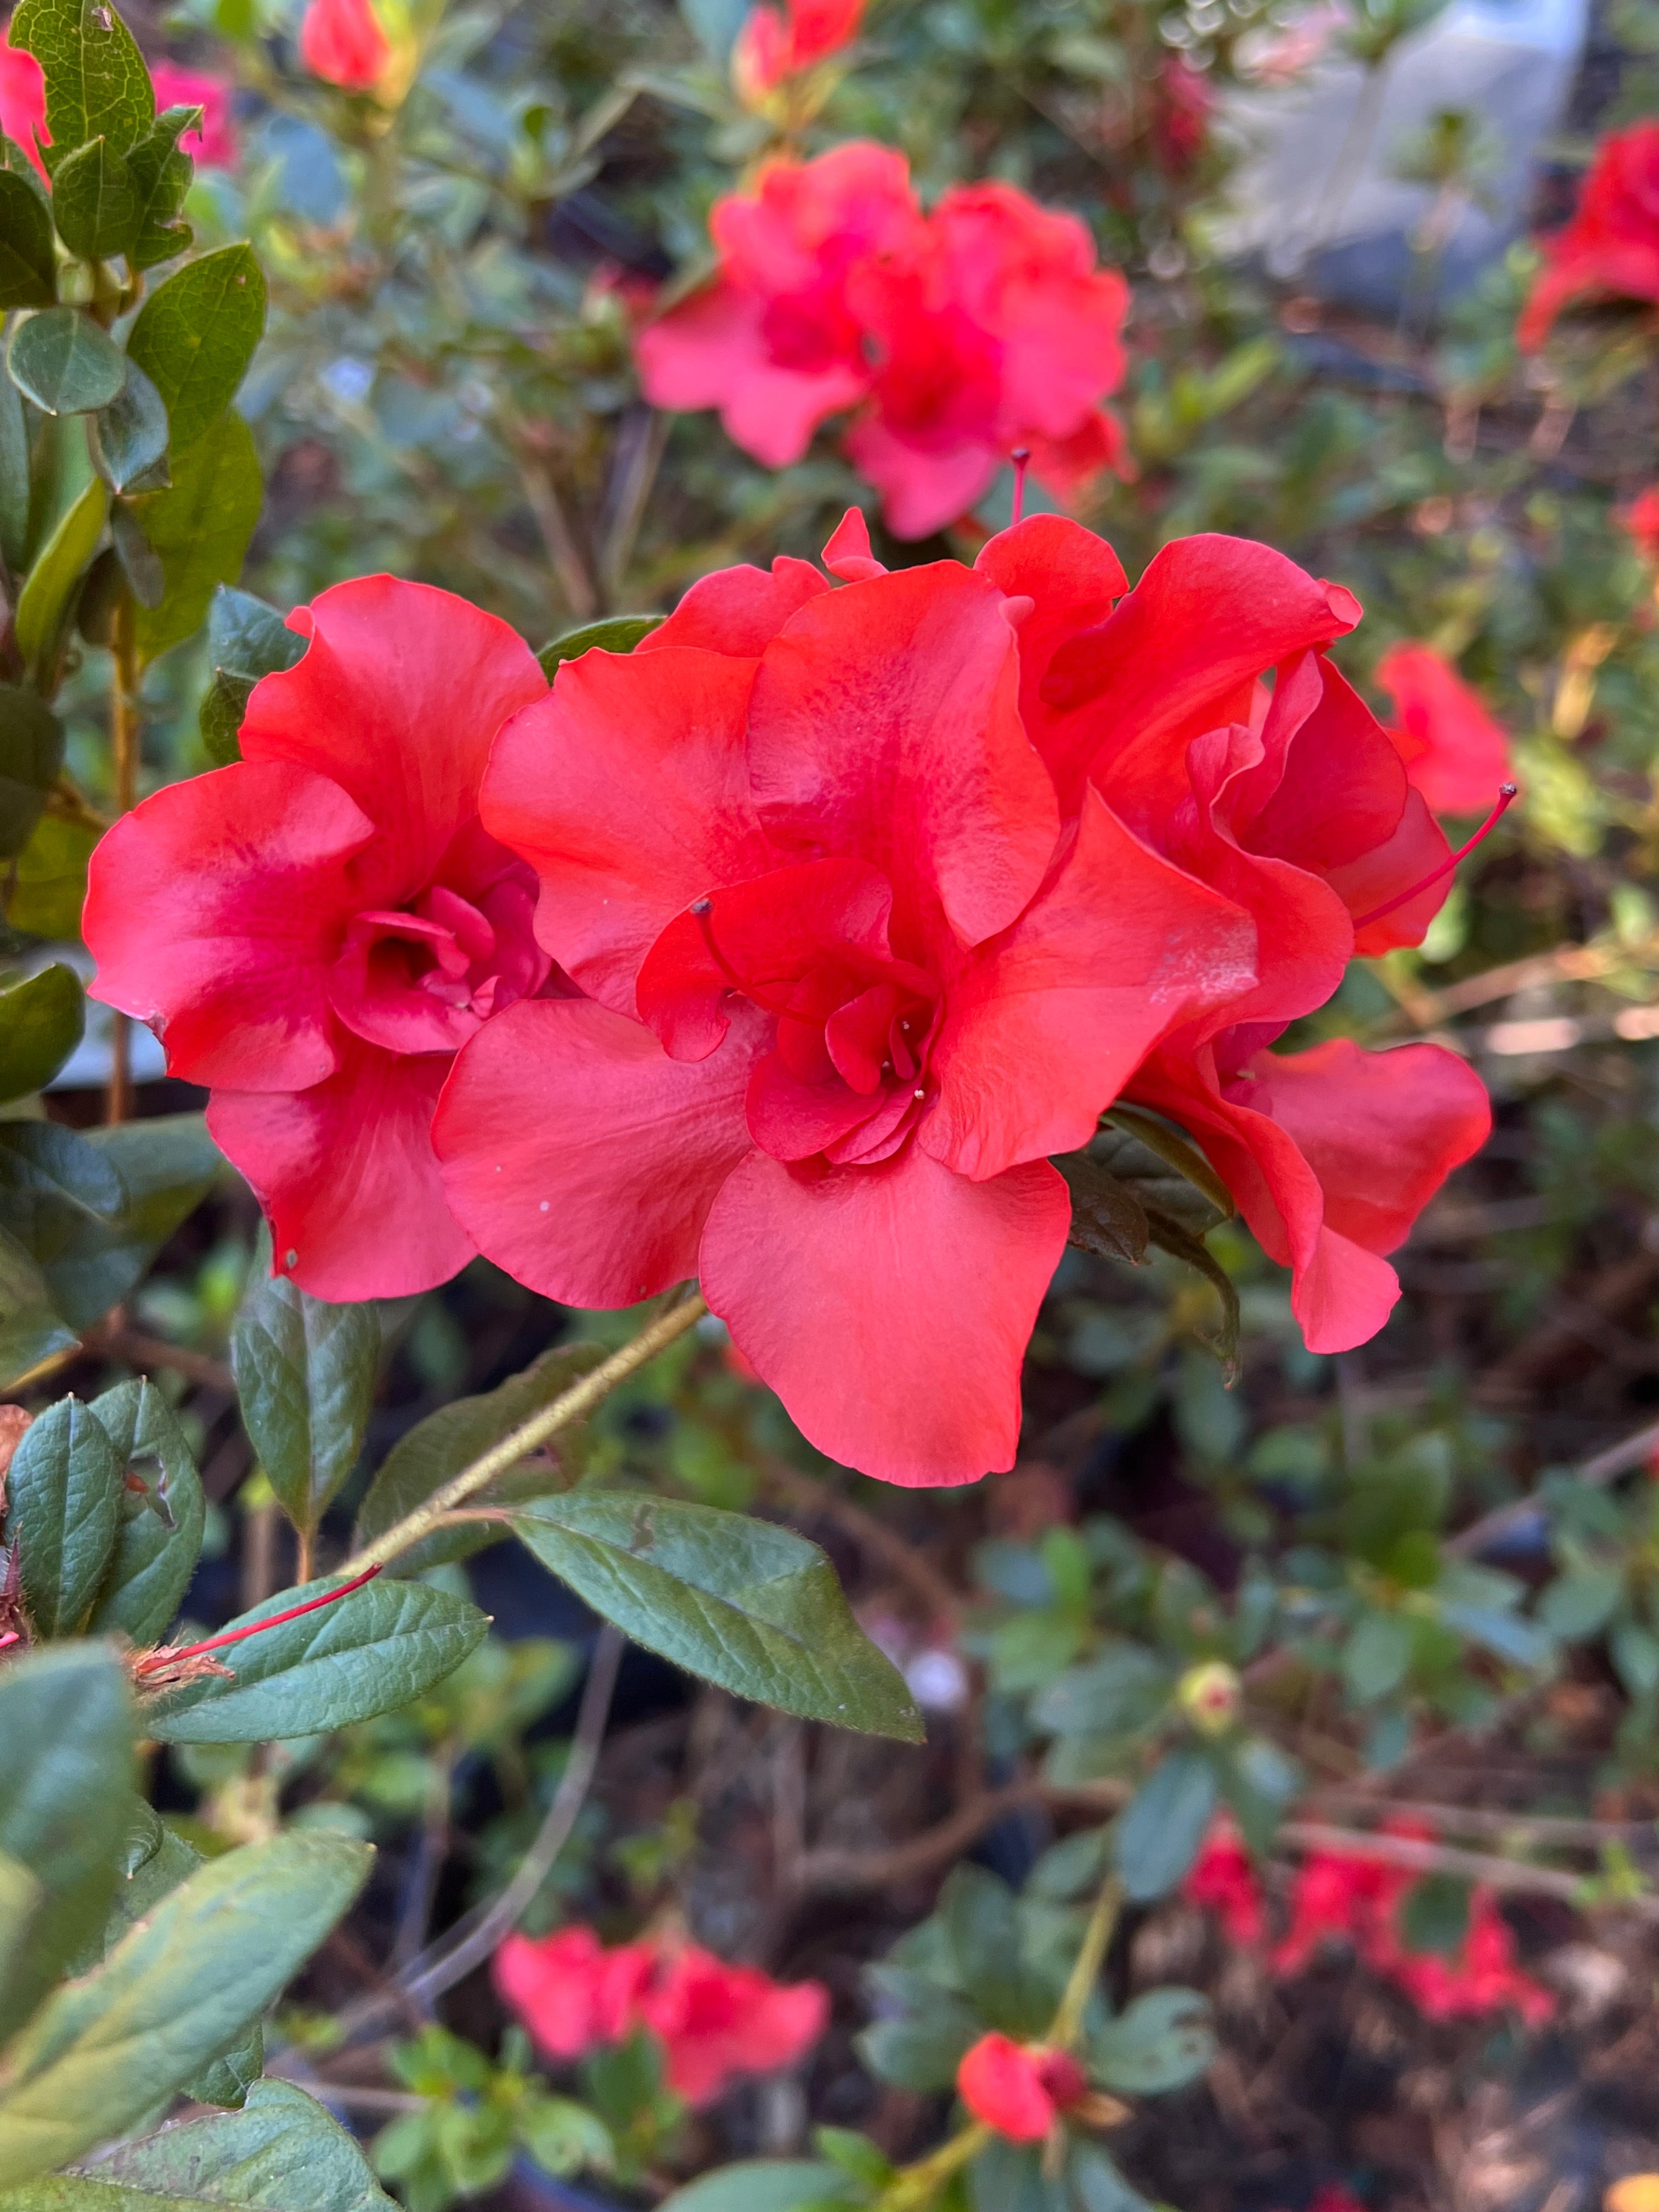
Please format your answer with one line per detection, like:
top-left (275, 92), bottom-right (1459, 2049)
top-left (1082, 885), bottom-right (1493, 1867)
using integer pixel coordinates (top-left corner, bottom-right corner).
top-left (86, 513), bottom-right (1493, 1485)
top-left (1374, 644), bottom-right (1513, 820)
top-left (1519, 121), bottom-right (1659, 351)
top-left (634, 145), bottom-right (1132, 539)
top-left (956, 2033), bottom-right (1089, 2142)
top-left (1183, 1824), bottom-right (1554, 2025)
top-left (492, 1923), bottom-right (827, 2106)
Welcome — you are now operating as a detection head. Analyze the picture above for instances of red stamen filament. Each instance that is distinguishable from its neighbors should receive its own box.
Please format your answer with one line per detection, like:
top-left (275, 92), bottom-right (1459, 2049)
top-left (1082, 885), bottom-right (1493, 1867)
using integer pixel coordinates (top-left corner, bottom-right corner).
top-left (136, 1562), bottom-right (383, 1674)
top-left (1010, 446), bottom-right (1031, 528)
top-left (1353, 783), bottom-right (1518, 932)
top-left (690, 899), bottom-right (805, 1023)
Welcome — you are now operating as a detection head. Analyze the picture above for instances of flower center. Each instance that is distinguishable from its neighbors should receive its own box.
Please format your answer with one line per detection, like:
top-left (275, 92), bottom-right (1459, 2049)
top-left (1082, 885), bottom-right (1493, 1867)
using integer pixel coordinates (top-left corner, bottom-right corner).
top-left (328, 866), bottom-right (550, 1056)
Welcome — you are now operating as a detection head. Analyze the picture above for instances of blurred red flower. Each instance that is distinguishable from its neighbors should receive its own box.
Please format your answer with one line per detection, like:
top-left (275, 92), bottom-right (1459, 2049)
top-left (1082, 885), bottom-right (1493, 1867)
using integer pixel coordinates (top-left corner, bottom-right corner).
top-left (732, 0), bottom-right (862, 103)
top-left (494, 1925), bottom-right (827, 2106)
top-left (435, 511), bottom-right (1256, 1486)
top-left (635, 146), bottom-right (1130, 539)
top-left (1518, 121), bottom-right (1659, 349)
top-left (83, 578), bottom-right (550, 1299)
top-left (1150, 57), bottom-right (1214, 175)
top-left (1374, 644), bottom-right (1512, 818)
top-left (1184, 1820), bottom-right (1266, 1946)
top-left (957, 2033), bottom-right (1086, 2141)
top-left (150, 61), bottom-right (237, 167)
top-left (0, 17), bottom-right (47, 180)
top-left (1620, 485), bottom-right (1659, 564)
top-left (299, 0), bottom-right (390, 89)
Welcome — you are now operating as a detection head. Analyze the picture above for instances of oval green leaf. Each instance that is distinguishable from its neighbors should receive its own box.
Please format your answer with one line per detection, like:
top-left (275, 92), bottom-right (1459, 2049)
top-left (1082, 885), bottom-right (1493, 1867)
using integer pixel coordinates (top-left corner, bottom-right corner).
top-left (2, 1394), bottom-right (123, 1637)
top-left (84, 1376), bottom-right (206, 1644)
top-left (129, 409), bottom-right (260, 663)
top-left (125, 243), bottom-right (265, 451)
top-left (5, 309), bottom-right (124, 415)
top-left (0, 685), bottom-right (66, 860)
top-left (48, 136), bottom-right (137, 261)
top-left (0, 963), bottom-right (83, 1102)
top-left (9, 0), bottom-right (154, 170)
top-left (0, 170), bottom-right (55, 309)
top-left (90, 356), bottom-right (168, 493)
top-left (12, 473), bottom-right (108, 685)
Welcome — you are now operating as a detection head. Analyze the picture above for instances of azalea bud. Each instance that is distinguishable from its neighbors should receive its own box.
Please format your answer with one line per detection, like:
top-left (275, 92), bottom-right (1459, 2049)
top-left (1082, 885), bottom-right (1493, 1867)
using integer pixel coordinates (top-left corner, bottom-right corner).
top-left (1177, 1659), bottom-right (1241, 1737)
top-left (956, 2033), bottom-right (1088, 2142)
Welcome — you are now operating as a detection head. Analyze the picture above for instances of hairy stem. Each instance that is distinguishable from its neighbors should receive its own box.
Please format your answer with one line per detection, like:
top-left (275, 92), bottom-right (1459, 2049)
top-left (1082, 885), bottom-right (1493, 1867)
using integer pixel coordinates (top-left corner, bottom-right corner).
top-left (340, 1289), bottom-right (707, 1573)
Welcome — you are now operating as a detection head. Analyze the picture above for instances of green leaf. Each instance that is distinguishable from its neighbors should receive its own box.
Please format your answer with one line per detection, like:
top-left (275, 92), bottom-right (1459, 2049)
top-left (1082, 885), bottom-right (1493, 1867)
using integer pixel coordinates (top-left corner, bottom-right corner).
top-left (1032, 1644), bottom-right (1170, 1740)
top-left (1068, 2145), bottom-right (1154, 2212)
top-left (47, 2078), bottom-right (398, 2211)
top-left (968, 2141), bottom-right (1063, 2212)
top-left (512, 1495), bottom-right (924, 1741)
top-left (9, 0), bottom-right (154, 171)
top-left (536, 613), bottom-right (663, 679)
top-left (142, 1574), bottom-right (490, 1743)
top-left (231, 1240), bottom-right (377, 1538)
top-left (0, 1646), bottom-right (133, 2044)
top-left (2, 1393), bottom-right (123, 1636)
top-left (109, 499), bottom-right (163, 607)
top-left (1101, 1107), bottom-right (1234, 1223)
top-left (0, 1224), bottom-right (76, 1387)
top-left (1341, 1611), bottom-right (1414, 1704)
top-left (90, 358), bottom-right (169, 493)
top-left (355, 1342), bottom-right (604, 1575)
top-left (658, 2165), bottom-right (856, 2212)
top-left (1144, 1209), bottom-right (1240, 1381)
top-left (1538, 1564), bottom-right (1623, 1639)
top-left (12, 473), bottom-right (107, 685)
top-left (5, 310), bottom-right (124, 415)
top-left (1056, 1150), bottom-right (1149, 1265)
top-left (0, 134), bottom-right (50, 199)
top-left (0, 172), bottom-right (55, 309)
top-left (126, 245), bottom-right (266, 452)
top-left (853, 2008), bottom-right (977, 2094)
top-left (198, 587), bottom-right (304, 765)
top-left (84, 1377), bottom-right (206, 1643)
top-left (1114, 1748), bottom-right (1218, 1901)
top-left (2, 814), bottom-right (95, 937)
top-left (48, 137), bottom-right (137, 261)
top-left (128, 409), bottom-right (260, 664)
top-left (0, 1832), bottom-right (371, 2186)
top-left (1088, 1987), bottom-right (1215, 2094)
top-left (123, 109), bottom-right (195, 272)
top-left (0, 1854), bottom-right (45, 2013)
top-left (0, 687), bottom-right (62, 861)
top-left (0, 370), bottom-right (30, 571)
top-left (0, 1114), bottom-right (219, 1329)
top-left (0, 964), bottom-right (83, 1101)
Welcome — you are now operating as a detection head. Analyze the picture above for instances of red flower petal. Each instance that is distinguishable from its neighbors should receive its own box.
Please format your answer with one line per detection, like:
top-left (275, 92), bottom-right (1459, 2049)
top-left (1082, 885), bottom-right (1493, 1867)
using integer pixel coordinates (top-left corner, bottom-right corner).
top-left (699, 1144), bottom-right (1069, 1486)
top-left (84, 759), bottom-right (371, 1092)
top-left (433, 997), bottom-right (764, 1306)
top-left (243, 575), bottom-right (546, 898)
top-left (925, 786), bottom-right (1256, 1180)
top-left (747, 562), bottom-right (1059, 950)
top-left (640, 555), bottom-right (830, 656)
top-left (956, 2033), bottom-right (1056, 2142)
top-left (1374, 643), bottom-right (1513, 819)
top-left (208, 1038), bottom-right (472, 1299)
top-left (482, 647), bottom-right (777, 1015)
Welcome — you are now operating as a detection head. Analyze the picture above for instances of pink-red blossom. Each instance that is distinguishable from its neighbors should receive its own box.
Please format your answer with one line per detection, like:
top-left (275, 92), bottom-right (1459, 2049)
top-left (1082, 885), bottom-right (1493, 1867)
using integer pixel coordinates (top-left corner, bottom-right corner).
top-left (0, 17), bottom-right (47, 180)
top-left (493, 1925), bottom-right (827, 2106)
top-left (635, 146), bottom-right (1130, 539)
top-left (1621, 486), bottom-right (1659, 565)
top-left (299, 0), bottom-right (391, 89)
top-left (83, 578), bottom-right (550, 1300)
top-left (732, 0), bottom-right (862, 103)
top-left (150, 62), bottom-right (237, 167)
top-left (1183, 1820), bottom-right (1266, 1946)
top-left (956, 2033), bottom-right (1087, 2142)
top-left (433, 511), bottom-right (1259, 1485)
top-left (1518, 122), bottom-right (1659, 350)
top-left (1374, 644), bottom-right (1512, 818)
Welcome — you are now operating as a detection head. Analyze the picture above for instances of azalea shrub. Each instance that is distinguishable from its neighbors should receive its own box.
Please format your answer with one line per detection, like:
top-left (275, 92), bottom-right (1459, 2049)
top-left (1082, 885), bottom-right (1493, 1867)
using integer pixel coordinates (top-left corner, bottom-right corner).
top-left (5, 0), bottom-right (1659, 2210)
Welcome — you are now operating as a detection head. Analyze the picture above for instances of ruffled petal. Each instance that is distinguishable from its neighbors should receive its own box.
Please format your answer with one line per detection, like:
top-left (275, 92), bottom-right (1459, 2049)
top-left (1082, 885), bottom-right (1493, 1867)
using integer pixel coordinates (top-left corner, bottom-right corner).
top-left (242, 576), bottom-right (546, 894)
top-left (699, 1143), bottom-right (1069, 1485)
top-left (433, 997), bottom-right (764, 1305)
top-left (842, 409), bottom-right (1002, 541)
top-left (482, 646), bottom-right (778, 1015)
top-left (640, 555), bottom-right (830, 657)
top-left (924, 787), bottom-right (1257, 1178)
top-left (747, 562), bottom-right (1059, 951)
top-left (208, 1041), bottom-right (471, 1299)
top-left (84, 759), bottom-right (370, 1091)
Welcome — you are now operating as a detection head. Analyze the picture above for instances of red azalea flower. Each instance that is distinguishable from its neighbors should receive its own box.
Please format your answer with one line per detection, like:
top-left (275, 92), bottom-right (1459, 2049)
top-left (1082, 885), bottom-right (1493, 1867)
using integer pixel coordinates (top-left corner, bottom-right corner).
top-left (1184, 1820), bottom-right (1266, 1947)
top-left (1518, 121), bottom-right (1659, 350)
top-left (299, 0), bottom-right (391, 89)
top-left (1271, 1833), bottom-right (1419, 1977)
top-left (996, 522), bottom-right (1490, 1351)
top-left (494, 1926), bottom-right (827, 2105)
top-left (634, 1942), bottom-right (830, 2105)
top-left (1620, 485), bottom-right (1659, 565)
top-left (433, 511), bottom-right (1257, 1486)
top-left (149, 62), bottom-right (237, 167)
top-left (845, 181), bottom-right (1131, 538)
top-left (957, 2034), bottom-right (1087, 2142)
top-left (1150, 57), bottom-right (1214, 176)
top-left (635, 144), bottom-right (920, 472)
top-left (1374, 644), bottom-right (1512, 819)
top-left (732, 0), bottom-right (862, 101)
top-left (83, 578), bottom-right (551, 1300)
top-left (635, 148), bottom-right (1131, 539)
top-left (1389, 1891), bottom-right (1554, 2026)
top-left (0, 17), bottom-right (48, 181)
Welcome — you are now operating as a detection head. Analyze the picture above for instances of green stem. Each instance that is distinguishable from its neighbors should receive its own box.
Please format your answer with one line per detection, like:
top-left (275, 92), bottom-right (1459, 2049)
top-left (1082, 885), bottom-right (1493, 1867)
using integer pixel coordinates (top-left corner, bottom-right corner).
top-left (1048, 1872), bottom-right (1122, 2051)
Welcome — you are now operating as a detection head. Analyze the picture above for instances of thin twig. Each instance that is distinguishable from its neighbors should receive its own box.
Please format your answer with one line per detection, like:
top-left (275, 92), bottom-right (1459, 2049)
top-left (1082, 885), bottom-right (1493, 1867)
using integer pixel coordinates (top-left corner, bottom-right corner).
top-left (1452, 1413), bottom-right (1659, 1559)
top-left (1279, 1819), bottom-right (1659, 1916)
top-left (340, 1294), bottom-right (706, 1574)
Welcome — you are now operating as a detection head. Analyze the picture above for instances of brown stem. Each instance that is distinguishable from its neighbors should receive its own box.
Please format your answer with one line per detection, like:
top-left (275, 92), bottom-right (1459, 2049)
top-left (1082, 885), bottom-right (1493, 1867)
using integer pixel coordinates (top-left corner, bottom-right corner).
top-left (106, 600), bottom-right (140, 1127)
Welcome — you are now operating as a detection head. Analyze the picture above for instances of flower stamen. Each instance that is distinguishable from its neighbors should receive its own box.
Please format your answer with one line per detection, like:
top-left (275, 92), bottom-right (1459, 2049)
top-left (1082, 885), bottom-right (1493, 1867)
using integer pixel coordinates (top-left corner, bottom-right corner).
top-left (132, 1562), bottom-right (384, 1676)
top-left (689, 898), bottom-right (805, 1022)
top-left (1010, 445), bottom-right (1031, 528)
top-left (1353, 783), bottom-right (1518, 932)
